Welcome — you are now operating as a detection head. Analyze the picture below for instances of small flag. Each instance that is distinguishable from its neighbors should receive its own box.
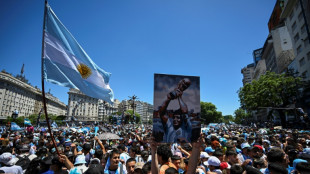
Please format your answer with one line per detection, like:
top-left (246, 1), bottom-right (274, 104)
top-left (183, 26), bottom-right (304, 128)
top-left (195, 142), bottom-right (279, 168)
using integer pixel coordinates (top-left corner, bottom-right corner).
top-left (24, 119), bottom-right (31, 126)
top-left (94, 126), bottom-right (99, 137)
top-left (51, 121), bottom-right (58, 128)
top-left (11, 122), bottom-right (22, 131)
top-left (42, 3), bottom-right (114, 103)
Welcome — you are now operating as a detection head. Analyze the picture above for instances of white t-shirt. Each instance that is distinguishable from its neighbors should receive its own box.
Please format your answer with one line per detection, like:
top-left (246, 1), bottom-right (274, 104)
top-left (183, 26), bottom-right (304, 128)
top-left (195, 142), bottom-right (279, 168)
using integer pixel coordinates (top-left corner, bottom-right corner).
top-left (0, 165), bottom-right (23, 174)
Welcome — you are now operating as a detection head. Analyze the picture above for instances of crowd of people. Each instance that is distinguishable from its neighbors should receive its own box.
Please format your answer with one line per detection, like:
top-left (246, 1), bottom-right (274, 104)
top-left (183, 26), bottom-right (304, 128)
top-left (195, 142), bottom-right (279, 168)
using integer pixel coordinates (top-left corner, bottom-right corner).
top-left (0, 122), bottom-right (310, 174)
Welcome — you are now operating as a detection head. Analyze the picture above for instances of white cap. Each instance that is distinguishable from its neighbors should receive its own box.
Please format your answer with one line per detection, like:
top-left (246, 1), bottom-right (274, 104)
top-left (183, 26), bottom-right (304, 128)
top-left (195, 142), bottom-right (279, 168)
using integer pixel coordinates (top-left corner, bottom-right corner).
top-left (205, 156), bottom-right (221, 167)
top-left (200, 152), bottom-right (210, 159)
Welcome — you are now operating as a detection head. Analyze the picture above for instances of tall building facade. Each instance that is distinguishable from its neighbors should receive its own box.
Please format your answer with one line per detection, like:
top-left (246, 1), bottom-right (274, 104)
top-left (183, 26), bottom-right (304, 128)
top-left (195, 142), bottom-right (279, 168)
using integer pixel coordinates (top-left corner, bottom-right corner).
top-left (67, 89), bottom-right (99, 121)
top-left (98, 99), bottom-right (119, 122)
top-left (241, 63), bottom-right (255, 85)
top-left (281, 0), bottom-right (310, 80)
top-left (67, 88), bottom-right (119, 122)
top-left (0, 71), bottom-right (66, 120)
top-left (118, 99), bottom-right (153, 123)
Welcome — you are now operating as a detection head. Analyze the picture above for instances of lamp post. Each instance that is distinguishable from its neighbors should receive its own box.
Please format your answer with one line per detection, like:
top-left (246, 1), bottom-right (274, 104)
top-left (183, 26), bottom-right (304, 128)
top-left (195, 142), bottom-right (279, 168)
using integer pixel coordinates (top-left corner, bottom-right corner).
top-left (128, 95), bottom-right (138, 124)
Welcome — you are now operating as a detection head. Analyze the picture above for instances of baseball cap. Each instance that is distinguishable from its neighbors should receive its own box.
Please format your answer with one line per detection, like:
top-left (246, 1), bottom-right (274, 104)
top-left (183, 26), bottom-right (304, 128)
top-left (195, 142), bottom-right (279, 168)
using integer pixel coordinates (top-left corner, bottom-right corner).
top-left (220, 162), bottom-right (231, 170)
top-left (200, 152), bottom-right (210, 159)
top-left (253, 145), bottom-right (263, 151)
top-left (74, 155), bottom-right (87, 165)
top-left (205, 156), bottom-right (221, 167)
top-left (241, 143), bottom-right (251, 149)
top-left (205, 147), bottom-right (215, 153)
top-left (263, 140), bottom-right (270, 145)
top-left (0, 153), bottom-right (18, 166)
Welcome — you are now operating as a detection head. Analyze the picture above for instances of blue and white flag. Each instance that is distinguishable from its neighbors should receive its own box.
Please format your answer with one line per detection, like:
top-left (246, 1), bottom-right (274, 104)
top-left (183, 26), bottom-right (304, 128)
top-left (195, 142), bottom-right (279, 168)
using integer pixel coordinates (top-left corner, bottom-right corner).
top-left (43, 3), bottom-right (114, 104)
top-left (51, 121), bottom-right (58, 128)
top-left (24, 119), bottom-right (31, 126)
top-left (11, 122), bottom-right (22, 131)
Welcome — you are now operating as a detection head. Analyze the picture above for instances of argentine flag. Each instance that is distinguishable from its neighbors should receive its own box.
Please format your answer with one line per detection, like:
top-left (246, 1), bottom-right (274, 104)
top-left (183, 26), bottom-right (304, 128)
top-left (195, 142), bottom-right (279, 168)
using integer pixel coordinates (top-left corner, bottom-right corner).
top-left (24, 119), bottom-right (31, 126)
top-left (11, 122), bottom-right (22, 131)
top-left (43, 3), bottom-right (114, 103)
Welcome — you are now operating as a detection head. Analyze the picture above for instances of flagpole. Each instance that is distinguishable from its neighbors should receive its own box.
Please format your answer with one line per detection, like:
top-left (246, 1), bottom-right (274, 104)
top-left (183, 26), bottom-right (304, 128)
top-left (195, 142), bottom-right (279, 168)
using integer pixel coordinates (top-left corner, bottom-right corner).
top-left (41, 0), bottom-right (60, 156)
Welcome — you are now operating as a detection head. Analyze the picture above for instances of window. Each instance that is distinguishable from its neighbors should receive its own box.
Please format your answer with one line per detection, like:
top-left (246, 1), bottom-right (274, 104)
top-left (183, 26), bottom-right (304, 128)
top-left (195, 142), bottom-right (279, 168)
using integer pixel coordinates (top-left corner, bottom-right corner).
top-left (294, 33), bottom-right (300, 43)
top-left (299, 57), bottom-right (306, 67)
top-left (292, 22), bottom-right (297, 32)
top-left (298, 12), bottom-right (303, 22)
top-left (301, 24), bottom-right (306, 34)
top-left (297, 45), bottom-right (302, 54)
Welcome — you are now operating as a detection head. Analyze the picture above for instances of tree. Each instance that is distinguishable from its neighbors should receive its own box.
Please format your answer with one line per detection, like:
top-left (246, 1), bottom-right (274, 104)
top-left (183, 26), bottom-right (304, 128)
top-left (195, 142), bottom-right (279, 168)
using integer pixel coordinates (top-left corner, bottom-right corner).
top-left (126, 110), bottom-right (141, 123)
top-left (234, 108), bottom-right (250, 124)
top-left (238, 71), bottom-right (303, 127)
top-left (200, 102), bottom-right (223, 124)
top-left (222, 115), bottom-right (234, 124)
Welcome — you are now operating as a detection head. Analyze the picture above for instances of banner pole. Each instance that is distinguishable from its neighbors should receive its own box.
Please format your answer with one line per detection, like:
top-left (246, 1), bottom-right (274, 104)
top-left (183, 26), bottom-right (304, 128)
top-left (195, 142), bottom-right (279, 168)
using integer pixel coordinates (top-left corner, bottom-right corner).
top-left (41, 0), bottom-right (60, 156)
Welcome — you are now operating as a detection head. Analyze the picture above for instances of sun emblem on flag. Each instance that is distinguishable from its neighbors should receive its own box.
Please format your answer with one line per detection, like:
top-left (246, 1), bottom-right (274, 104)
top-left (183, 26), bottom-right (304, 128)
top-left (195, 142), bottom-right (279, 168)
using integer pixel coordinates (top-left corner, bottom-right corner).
top-left (77, 63), bottom-right (92, 79)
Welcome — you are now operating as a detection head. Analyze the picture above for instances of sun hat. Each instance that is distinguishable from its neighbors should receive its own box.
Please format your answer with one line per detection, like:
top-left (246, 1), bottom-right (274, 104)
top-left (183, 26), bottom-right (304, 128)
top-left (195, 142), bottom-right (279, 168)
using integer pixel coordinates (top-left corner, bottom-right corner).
top-left (74, 155), bottom-right (87, 165)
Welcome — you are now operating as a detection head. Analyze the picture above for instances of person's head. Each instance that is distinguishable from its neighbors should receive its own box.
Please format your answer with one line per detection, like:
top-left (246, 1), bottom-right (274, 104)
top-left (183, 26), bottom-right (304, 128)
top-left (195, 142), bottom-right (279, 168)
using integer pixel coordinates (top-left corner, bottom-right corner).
top-left (165, 167), bottom-right (178, 174)
top-left (129, 146), bottom-right (139, 158)
top-left (267, 148), bottom-right (287, 166)
top-left (241, 143), bottom-right (250, 155)
top-left (126, 158), bottom-right (136, 174)
top-left (82, 143), bottom-right (91, 153)
top-left (226, 150), bottom-right (238, 165)
top-left (200, 152), bottom-right (210, 164)
top-left (117, 144), bottom-right (126, 153)
top-left (253, 158), bottom-right (267, 169)
top-left (213, 149), bottom-right (224, 162)
top-left (50, 156), bottom-right (63, 172)
top-left (157, 144), bottom-right (172, 165)
top-left (296, 162), bottom-right (310, 174)
top-left (171, 155), bottom-right (181, 170)
top-left (268, 162), bottom-right (288, 174)
top-left (244, 165), bottom-right (262, 174)
top-left (206, 156), bottom-right (221, 171)
top-left (172, 110), bottom-right (182, 130)
top-left (94, 149), bottom-right (103, 160)
top-left (230, 164), bottom-right (244, 174)
top-left (109, 149), bottom-right (121, 169)
top-left (141, 161), bottom-right (151, 174)
top-left (141, 150), bottom-right (149, 162)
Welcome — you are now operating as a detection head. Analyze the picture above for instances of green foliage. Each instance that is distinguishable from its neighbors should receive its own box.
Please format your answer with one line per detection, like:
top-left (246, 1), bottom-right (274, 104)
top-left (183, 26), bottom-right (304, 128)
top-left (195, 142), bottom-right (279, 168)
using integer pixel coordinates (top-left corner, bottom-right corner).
top-left (234, 108), bottom-right (250, 124)
top-left (200, 101), bottom-right (223, 124)
top-left (126, 110), bottom-right (141, 123)
top-left (238, 71), bottom-right (302, 111)
top-left (222, 115), bottom-right (234, 124)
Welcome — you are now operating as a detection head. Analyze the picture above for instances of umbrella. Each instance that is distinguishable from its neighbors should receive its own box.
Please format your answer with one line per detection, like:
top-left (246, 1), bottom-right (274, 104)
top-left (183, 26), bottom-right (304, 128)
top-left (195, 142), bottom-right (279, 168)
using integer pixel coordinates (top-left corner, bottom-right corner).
top-left (100, 126), bottom-right (109, 132)
top-left (98, 132), bottom-right (120, 140)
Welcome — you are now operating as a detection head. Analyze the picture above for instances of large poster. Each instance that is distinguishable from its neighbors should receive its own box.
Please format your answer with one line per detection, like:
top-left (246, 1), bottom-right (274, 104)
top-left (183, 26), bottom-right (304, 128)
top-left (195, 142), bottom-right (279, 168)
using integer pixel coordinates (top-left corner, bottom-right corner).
top-left (153, 74), bottom-right (201, 143)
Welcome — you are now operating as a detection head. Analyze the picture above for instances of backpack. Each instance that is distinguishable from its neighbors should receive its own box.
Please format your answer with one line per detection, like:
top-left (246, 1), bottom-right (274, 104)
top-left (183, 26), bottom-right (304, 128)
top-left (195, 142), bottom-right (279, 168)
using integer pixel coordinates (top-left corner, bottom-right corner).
top-left (16, 155), bottom-right (30, 170)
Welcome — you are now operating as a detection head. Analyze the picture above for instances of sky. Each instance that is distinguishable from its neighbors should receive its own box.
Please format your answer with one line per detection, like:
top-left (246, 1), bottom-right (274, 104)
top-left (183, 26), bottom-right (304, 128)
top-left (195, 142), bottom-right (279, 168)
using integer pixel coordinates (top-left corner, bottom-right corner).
top-left (0, 0), bottom-right (276, 116)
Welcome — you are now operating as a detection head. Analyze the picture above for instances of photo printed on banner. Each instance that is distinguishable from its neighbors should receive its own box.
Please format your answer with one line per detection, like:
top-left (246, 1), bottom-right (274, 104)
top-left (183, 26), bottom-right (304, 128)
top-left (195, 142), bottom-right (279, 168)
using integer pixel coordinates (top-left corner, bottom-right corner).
top-left (153, 73), bottom-right (201, 143)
